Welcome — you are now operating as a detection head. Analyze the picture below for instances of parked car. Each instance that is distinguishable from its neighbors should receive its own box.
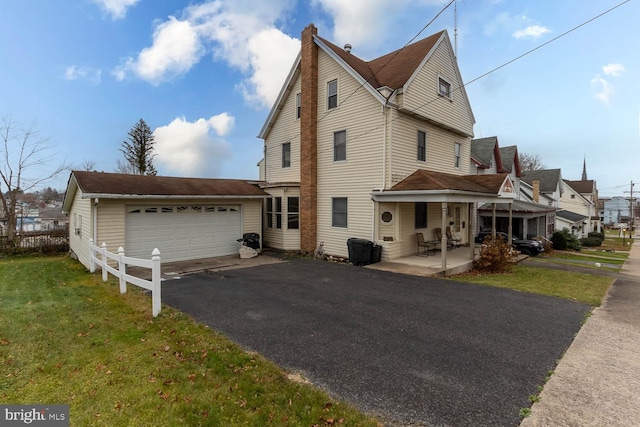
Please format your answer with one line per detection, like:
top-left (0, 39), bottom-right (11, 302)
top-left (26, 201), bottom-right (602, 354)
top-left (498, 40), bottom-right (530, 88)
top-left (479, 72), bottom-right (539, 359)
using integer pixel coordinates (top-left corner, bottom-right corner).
top-left (475, 231), bottom-right (544, 256)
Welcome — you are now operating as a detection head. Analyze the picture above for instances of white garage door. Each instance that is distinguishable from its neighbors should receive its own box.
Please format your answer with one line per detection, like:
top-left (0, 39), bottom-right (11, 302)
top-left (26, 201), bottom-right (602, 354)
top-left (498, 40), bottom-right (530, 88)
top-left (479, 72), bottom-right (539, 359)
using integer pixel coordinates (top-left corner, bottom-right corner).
top-left (126, 205), bottom-right (242, 262)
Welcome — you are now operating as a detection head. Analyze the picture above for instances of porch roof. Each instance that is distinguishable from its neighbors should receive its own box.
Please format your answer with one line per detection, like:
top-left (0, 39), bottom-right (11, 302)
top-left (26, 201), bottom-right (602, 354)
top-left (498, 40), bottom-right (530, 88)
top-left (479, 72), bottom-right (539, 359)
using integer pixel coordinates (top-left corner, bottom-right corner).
top-left (478, 200), bottom-right (558, 214)
top-left (371, 169), bottom-right (516, 203)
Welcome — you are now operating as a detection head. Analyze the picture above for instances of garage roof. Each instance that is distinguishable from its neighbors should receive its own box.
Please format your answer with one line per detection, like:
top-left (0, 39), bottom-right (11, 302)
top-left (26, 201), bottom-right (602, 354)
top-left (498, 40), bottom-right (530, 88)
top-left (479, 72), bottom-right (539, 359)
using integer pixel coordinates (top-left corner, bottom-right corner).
top-left (63, 171), bottom-right (268, 212)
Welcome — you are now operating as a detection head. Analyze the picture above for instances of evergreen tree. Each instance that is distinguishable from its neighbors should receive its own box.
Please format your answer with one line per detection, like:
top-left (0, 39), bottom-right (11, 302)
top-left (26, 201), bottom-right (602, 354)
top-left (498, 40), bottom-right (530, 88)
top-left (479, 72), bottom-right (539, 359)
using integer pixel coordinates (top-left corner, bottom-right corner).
top-left (120, 119), bottom-right (157, 175)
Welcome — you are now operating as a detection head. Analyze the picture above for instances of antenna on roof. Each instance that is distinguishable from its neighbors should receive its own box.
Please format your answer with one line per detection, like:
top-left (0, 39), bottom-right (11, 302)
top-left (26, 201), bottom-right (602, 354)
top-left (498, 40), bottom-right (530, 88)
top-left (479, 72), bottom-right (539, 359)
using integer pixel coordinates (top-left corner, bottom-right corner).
top-left (454, 0), bottom-right (458, 60)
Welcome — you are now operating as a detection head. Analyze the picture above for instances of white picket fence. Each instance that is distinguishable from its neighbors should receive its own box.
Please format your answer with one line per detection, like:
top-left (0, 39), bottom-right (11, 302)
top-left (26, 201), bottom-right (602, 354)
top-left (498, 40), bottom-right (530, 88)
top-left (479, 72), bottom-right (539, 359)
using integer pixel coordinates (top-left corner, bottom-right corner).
top-left (89, 239), bottom-right (162, 317)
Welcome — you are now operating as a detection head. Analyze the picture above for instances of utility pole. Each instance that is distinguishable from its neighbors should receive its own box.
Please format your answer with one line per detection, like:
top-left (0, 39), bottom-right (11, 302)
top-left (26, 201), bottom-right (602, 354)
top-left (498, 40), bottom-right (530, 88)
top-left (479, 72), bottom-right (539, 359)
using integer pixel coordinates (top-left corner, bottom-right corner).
top-left (624, 181), bottom-right (635, 239)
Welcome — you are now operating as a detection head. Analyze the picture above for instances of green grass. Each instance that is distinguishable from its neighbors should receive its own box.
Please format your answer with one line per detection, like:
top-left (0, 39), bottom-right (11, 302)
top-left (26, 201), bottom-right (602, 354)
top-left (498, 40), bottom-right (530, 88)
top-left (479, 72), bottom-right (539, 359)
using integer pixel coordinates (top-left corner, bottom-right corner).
top-left (545, 253), bottom-right (626, 265)
top-left (0, 256), bottom-right (380, 427)
top-left (454, 265), bottom-right (613, 306)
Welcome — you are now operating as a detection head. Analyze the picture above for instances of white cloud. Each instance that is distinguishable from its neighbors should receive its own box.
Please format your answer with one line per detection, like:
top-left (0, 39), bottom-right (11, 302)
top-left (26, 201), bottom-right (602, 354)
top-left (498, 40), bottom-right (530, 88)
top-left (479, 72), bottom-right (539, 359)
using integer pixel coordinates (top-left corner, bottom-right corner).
top-left (113, 17), bottom-right (204, 85)
top-left (153, 114), bottom-right (233, 176)
top-left (64, 65), bottom-right (102, 84)
top-left (92, 0), bottom-right (140, 20)
top-left (602, 63), bottom-right (626, 77)
top-left (112, 1), bottom-right (299, 108)
top-left (512, 25), bottom-right (550, 40)
top-left (591, 74), bottom-right (614, 107)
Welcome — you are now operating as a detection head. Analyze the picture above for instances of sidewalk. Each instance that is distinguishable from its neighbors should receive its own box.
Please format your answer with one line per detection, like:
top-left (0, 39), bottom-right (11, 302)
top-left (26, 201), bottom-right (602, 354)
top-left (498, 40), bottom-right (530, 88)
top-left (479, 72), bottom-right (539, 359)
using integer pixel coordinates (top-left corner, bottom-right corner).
top-left (520, 239), bottom-right (640, 426)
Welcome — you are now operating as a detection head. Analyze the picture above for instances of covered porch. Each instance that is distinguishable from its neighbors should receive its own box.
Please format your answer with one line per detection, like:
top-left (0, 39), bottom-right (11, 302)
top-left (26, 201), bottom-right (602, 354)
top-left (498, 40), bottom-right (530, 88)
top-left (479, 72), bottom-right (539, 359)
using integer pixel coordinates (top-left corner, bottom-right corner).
top-left (370, 169), bottom-right (516, 273)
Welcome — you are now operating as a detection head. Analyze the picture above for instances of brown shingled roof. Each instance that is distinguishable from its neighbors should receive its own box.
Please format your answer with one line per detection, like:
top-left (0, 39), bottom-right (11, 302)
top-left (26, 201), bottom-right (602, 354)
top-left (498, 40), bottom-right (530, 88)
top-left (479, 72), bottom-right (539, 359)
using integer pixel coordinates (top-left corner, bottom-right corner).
top-left (71, 171), bottom-right (267, 197)
top-left (317, 31), bottom-right (444, 90)
top-left (390, 169), bottom-right (509, 194)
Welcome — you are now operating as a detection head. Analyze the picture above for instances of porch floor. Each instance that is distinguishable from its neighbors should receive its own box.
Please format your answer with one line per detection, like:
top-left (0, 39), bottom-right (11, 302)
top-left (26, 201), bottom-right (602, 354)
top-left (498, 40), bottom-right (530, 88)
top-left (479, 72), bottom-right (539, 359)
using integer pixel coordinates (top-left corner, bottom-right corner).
top-left (366, 246), bottom-right (476, 277)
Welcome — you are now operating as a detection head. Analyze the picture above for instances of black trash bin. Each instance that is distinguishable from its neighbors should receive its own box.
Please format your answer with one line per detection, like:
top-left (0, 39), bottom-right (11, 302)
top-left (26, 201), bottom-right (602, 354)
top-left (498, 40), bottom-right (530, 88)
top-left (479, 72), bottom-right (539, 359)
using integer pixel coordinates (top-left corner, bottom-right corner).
top-left (370, 244), bottom-right (382, 264)
top-left (347, 238), bottom-right (373, 266)
top-left (242, 233), bottom-right (261, 250)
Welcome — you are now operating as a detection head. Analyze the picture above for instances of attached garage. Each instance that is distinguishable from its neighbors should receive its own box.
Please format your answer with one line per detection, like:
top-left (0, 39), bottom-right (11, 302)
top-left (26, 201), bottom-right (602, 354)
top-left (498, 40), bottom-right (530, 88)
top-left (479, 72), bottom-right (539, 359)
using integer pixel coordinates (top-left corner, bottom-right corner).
top-left (62, 171), bottom-right (268, 270)
top-left (125, 204), bottom-right (242, 261)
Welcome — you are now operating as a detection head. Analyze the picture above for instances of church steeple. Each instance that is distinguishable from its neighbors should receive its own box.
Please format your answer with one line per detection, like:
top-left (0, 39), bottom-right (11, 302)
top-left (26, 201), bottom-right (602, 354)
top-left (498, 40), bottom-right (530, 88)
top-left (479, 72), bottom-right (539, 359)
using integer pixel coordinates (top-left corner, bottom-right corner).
top-left (582, 157), bottom-right (587, 181)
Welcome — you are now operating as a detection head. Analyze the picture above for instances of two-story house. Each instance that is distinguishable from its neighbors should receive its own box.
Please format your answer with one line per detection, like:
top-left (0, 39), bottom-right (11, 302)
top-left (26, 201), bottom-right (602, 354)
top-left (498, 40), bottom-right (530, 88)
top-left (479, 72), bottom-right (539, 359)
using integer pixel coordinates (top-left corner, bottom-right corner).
top-left (258, 24), bottom-right (515, 268)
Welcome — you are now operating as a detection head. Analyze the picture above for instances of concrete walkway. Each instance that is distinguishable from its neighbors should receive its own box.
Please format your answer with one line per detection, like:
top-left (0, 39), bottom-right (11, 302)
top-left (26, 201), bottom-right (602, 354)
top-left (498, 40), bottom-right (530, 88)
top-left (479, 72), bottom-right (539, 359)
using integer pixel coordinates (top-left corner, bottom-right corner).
top-left (520, 240), bottom-right (640, 426)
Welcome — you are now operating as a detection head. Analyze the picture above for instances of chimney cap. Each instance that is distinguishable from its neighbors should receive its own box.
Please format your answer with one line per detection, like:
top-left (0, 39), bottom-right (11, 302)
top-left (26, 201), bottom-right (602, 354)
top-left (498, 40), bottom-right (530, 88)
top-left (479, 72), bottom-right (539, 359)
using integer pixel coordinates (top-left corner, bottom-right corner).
top-left (344, 43), bottom-right (352, 53)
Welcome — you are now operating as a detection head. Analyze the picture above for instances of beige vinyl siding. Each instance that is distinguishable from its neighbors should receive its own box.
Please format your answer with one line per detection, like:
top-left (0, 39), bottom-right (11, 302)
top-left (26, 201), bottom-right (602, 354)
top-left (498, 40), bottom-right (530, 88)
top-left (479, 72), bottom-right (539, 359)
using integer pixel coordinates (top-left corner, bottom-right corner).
top-left (389, 110), bottom-right (471, 184)
top-left (315, 49), bottom-right (385, 257)
top-left (96, 200), bottom-right (126, 252)
top-left (401, 38), bottom-right (474, 137)
top-left (68, 190), bottom-right (92, 269)
top-left (264, 77), bottom-right (301, 184)
top-left (263, 187), bottom-right (301, 251)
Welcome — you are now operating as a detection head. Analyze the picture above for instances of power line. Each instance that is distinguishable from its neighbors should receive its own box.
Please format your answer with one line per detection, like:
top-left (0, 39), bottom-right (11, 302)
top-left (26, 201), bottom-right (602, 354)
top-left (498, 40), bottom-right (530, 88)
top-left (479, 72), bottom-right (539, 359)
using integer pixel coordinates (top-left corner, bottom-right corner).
top-left (345, 0), bottom-right (630, 145)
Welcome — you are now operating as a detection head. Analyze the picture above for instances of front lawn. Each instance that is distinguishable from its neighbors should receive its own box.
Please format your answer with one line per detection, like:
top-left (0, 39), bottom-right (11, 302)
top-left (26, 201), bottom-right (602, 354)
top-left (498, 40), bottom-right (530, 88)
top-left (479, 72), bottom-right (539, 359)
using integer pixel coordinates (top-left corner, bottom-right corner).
top-left (454, 265), bottom-right (613, 306)
top-left (0, 256), bottom-right (379, 426)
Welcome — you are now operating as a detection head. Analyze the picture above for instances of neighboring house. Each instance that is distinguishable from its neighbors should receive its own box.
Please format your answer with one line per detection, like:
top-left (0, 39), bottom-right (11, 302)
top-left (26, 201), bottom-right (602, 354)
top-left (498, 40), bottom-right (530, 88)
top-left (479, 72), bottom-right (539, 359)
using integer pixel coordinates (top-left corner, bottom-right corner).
top-left (521, 169), bottom-right (563, 207)
top-left (560, 180), bottom-right (596, 237)
top-left (62, 171), bottom-right (268, 270)
top-left (471, 137), bottom-right (555, 240)
top-left (258, 24), bottom-right (515, 266)
top-left (603, 196), bottom-right (632, 226)
top-left (37, 207), bottom-right (68, 231)
top-left (564, 159), bottom-right (600, 232)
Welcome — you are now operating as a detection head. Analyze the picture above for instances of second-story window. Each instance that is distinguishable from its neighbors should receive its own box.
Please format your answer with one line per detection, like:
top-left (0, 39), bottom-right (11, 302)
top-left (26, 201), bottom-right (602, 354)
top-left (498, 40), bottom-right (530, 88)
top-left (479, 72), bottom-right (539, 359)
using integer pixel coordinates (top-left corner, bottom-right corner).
top-left (438, 76), bottom-right (452, 100)
top-left (334, 130), bottom-right (346, 161)
top-left (296, 93), bottom-right (301, 119)
top-left (417, 130), bottom-right (426, 161)
top-left (282, 142), bottom-right (291, 168)
top-left (454, 142), bottom-right (461, 168)
top-left (327, 79), bottom-right (338, 109)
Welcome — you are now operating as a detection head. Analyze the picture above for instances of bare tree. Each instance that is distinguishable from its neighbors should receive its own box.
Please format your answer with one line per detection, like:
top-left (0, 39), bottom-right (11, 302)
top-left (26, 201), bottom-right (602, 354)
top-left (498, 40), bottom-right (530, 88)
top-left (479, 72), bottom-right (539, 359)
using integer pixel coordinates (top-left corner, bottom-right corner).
top-left (115, 157), bottom-right (136, 174)
top-left (519, 152), bottom-right (545, 171)
top-left (81, 158), bottom-right (97, 171)
top-left (0, 116), bottom-right (68, 250)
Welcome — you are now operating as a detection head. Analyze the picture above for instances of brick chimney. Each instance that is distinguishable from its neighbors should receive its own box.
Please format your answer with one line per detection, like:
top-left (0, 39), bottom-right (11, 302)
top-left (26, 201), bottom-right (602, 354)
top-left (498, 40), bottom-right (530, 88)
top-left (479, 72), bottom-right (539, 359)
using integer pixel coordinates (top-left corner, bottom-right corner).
top-left (532, 180), bottom-right (540, 203)
top-left (300, 24), bottom-right (318, 253)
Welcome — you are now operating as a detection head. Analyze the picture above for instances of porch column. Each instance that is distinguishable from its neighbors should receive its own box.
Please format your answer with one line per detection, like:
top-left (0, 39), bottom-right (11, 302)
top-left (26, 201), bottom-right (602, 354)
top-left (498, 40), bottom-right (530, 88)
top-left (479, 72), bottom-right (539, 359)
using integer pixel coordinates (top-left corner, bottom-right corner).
top-left (491, 203), bottom-right (496, 238)
top-left (468, 203), bottom-right (475, 260)
top-left (508, 203), bottom-right (513, 242)
top-left (441, 202), bottom-right (447, 269)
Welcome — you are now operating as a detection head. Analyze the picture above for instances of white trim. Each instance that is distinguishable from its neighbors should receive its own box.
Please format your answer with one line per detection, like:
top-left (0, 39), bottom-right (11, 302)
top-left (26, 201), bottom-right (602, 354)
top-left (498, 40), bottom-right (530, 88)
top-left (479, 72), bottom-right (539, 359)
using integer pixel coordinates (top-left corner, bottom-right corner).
top-left (80, 194), bottom-right (267, 200)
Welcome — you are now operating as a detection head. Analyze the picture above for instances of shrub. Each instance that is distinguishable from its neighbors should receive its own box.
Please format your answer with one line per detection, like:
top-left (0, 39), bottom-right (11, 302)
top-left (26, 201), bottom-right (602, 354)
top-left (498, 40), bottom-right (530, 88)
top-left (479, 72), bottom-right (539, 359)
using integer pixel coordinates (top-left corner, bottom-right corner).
top-left (473, 237), bottom-right (518, 273)
top-left (552, 229), bottom-right (581, 251)
top-left (580, 237), bottom-right (603, 247)
top-left (588, 232), bottom-right (605, 240)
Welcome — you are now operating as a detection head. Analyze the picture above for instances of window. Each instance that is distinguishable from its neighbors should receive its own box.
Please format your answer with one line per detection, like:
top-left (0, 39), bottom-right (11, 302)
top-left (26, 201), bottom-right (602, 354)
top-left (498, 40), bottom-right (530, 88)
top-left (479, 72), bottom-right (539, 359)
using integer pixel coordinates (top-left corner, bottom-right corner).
top-left (415, 203), bottom-right (427, 229)
top-left (454, 143), bottom-right (461, 168)
top-left (282, 142), bottom-right (291, 168)
top-left (287, 197), bottom-right (299, 229)
top-left (266, 198), bottom-right (273, 228)
top-left (275, 197), bottom-right (282, 229)
top-left (438, 76), bottom-right (452, 99)
top-left (334, 130), bottom-right (346, 161)
top-left (332, 198), bottom-right (348, 228)
top-left (417, 130), bottom-right (426, 161)
top-left (296, 93), bottom-right (301, 119)
top-left (327, 79), bottom-right (338, 109)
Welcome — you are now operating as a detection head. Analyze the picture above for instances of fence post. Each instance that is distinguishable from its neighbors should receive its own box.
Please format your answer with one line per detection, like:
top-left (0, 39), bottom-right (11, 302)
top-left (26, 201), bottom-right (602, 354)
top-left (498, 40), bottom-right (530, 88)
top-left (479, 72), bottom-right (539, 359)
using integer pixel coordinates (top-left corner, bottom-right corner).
top-left (101, 242), bottom-right (108, 282)
top-left (151, 248), bottom-right (161, 317)
top-left (118, 247), bottom-right (126, 294)
top-left (89, 238), bottom-right (95, 273)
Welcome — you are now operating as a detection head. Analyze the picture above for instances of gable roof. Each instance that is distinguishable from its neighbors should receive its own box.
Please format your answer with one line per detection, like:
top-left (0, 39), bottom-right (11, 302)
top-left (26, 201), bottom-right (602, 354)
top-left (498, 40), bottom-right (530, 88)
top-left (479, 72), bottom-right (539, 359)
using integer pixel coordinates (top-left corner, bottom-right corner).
top-left (259, 24), bottom-right (474, 139)
top-left (564, 179), bottom-right (596, 194)
top-left (521, 169), bottom-right (563, 193)
top-left (556, 209), bottom-right (588, 223)
top-left (471, 136), bottom-right (503, 170)
top-left (63, 171), bottom-right (267, 213)
top-left (499, 145), bottom-right (521, 176)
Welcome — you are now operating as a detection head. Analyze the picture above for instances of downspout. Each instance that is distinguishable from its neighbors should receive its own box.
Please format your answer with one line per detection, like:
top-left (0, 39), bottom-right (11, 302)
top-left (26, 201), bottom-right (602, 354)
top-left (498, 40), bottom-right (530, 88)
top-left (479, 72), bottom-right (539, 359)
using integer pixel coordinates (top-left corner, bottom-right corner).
top-left (92, 198), bottom-right (98, 244)
top-left (372, 103), bottom-right (388, 241)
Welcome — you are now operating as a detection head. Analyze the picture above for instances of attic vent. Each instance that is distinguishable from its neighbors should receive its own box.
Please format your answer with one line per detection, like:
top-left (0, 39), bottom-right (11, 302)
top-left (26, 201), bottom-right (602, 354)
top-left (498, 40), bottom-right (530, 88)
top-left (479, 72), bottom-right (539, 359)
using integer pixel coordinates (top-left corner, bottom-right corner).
top-left (343, 43), bottom-right (352, 53)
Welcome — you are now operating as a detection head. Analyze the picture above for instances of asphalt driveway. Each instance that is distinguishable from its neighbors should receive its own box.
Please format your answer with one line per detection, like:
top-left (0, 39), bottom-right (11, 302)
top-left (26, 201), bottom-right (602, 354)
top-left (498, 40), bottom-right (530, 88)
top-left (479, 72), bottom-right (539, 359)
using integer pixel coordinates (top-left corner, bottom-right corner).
top-left (162, 259), bottom-right (589, 426)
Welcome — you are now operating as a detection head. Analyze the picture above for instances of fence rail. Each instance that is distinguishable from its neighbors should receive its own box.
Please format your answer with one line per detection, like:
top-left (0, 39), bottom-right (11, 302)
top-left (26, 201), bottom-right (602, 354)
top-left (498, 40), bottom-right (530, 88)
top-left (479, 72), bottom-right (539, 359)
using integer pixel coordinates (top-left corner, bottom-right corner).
top-left (89, 239), bottom-right (162, 317)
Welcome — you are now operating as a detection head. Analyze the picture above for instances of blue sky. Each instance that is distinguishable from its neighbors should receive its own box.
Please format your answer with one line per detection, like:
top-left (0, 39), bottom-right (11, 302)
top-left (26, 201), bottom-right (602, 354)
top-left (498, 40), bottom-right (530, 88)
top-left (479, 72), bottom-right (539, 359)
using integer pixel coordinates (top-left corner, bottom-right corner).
top-left (0, 0), bottom-right (637, 197)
